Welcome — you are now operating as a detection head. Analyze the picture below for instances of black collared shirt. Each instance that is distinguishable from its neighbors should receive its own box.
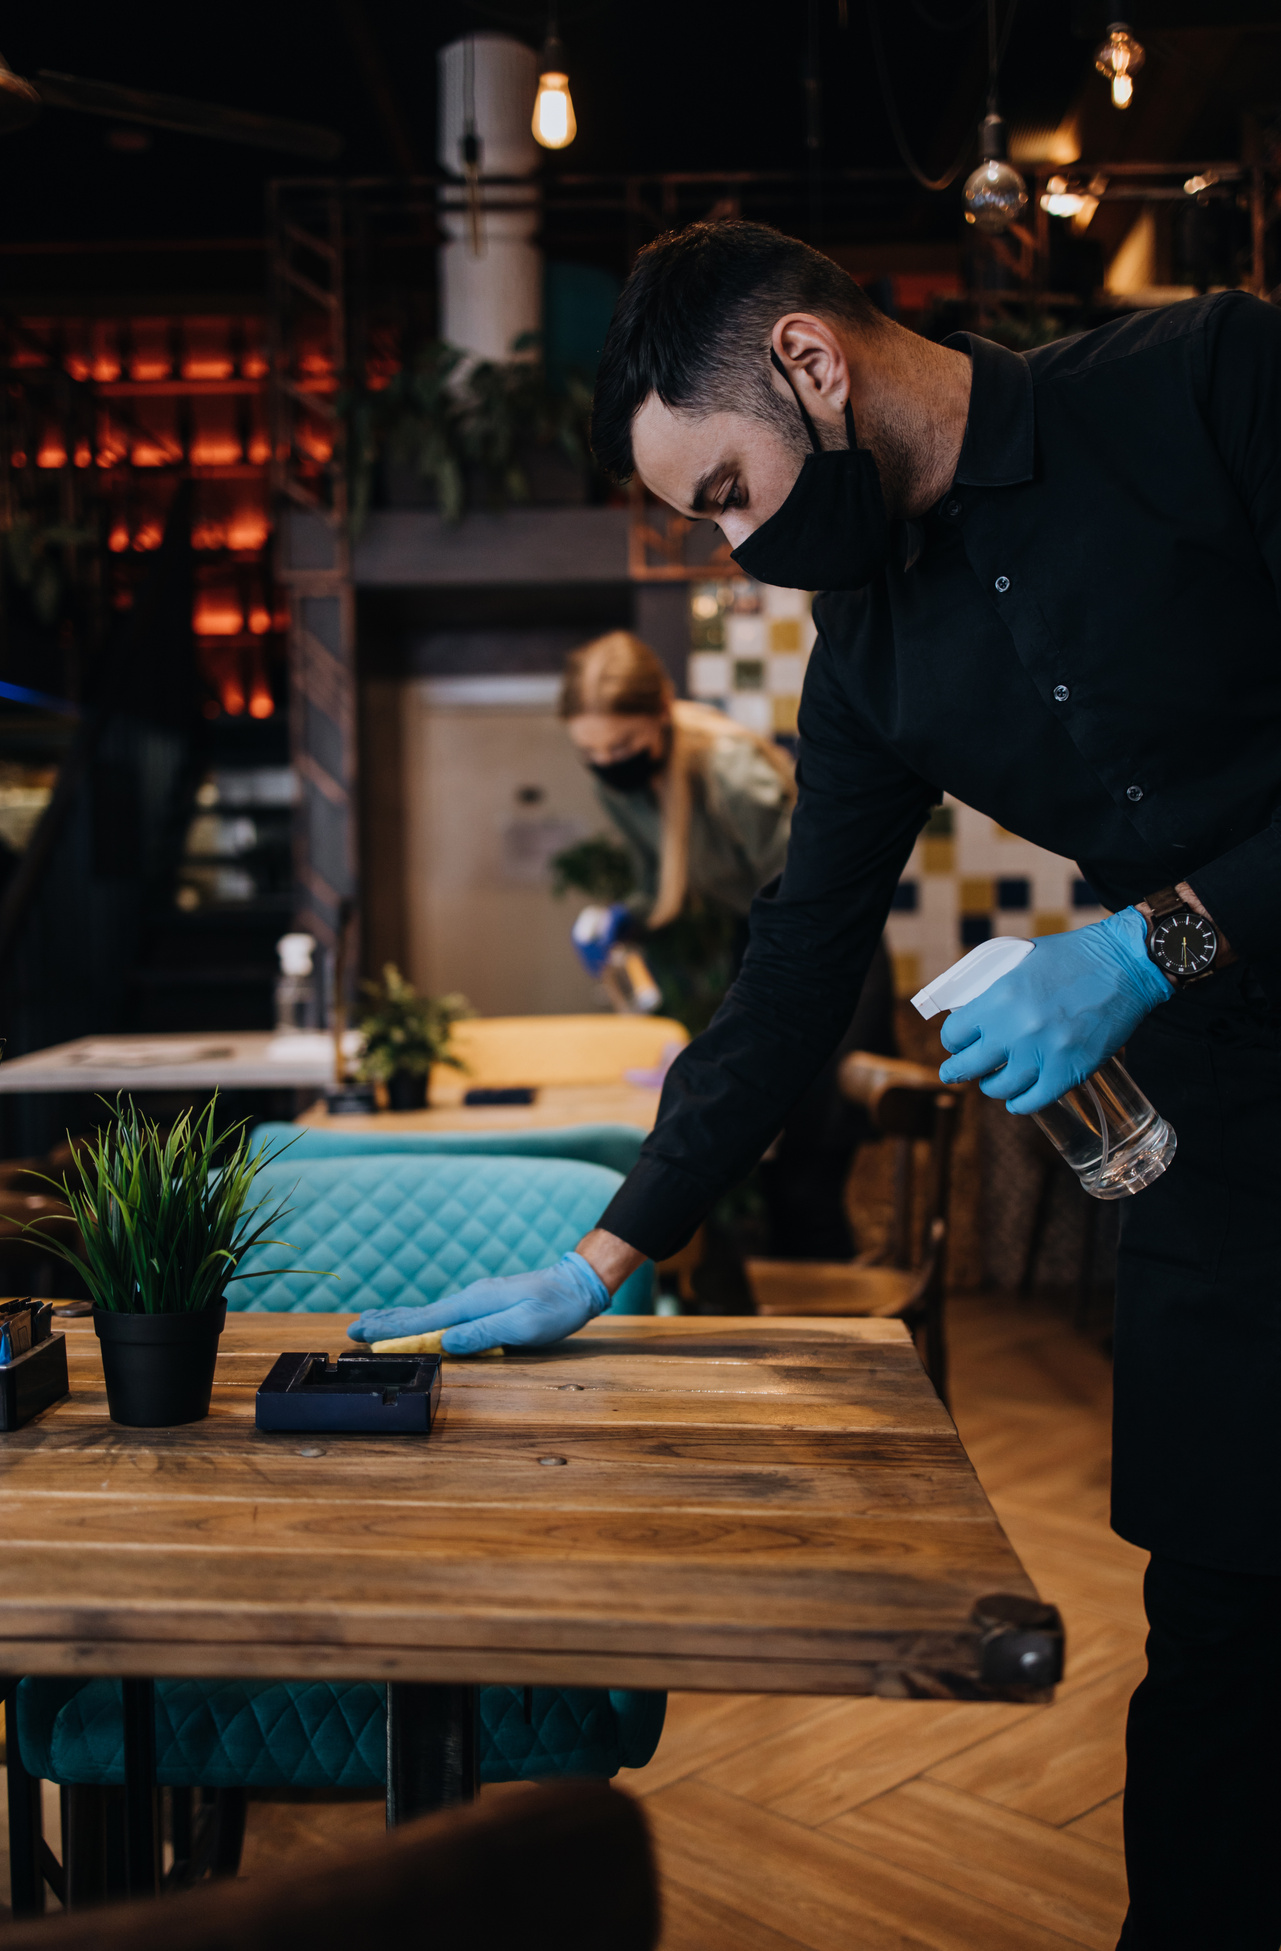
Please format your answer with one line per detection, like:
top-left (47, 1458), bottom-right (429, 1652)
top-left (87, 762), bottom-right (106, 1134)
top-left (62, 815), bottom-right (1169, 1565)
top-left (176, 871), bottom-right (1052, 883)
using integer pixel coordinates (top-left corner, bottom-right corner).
top-left (603, 293), bottom-right (1281, 1260)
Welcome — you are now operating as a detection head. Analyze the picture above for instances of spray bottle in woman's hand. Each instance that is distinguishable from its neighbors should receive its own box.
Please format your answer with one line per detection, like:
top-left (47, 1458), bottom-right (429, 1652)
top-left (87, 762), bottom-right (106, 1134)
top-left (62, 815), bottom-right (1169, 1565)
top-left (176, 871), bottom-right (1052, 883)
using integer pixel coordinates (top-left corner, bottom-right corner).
top-left (571, 905), bottom-right (661, 1013)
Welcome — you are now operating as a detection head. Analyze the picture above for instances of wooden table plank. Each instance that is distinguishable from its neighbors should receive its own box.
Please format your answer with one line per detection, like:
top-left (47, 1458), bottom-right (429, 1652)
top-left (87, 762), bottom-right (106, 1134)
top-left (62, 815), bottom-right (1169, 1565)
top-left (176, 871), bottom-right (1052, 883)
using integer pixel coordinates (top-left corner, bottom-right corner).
top-left (0, 1314), bottom-right (1051, 1700)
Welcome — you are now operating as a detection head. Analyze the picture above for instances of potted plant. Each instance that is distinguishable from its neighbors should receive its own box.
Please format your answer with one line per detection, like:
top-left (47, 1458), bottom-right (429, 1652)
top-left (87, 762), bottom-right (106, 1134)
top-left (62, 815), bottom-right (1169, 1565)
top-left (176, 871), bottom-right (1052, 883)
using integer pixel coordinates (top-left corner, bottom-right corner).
top-left (27, 1097), bottom-right (297, 1428)
top-left (357, 964), bottom-right (471, 1111)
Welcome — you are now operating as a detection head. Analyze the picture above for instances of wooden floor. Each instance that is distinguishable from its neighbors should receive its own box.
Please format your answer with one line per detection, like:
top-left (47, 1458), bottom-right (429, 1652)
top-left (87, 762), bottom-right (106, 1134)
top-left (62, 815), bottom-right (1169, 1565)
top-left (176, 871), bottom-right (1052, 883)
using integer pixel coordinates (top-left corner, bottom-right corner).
top-left (1, 1289), bottom-right (1142, 1946)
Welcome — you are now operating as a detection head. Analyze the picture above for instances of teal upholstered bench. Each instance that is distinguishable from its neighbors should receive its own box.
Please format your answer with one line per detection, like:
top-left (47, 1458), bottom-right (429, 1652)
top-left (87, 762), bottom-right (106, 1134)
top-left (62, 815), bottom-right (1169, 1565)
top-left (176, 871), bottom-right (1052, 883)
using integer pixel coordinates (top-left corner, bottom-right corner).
top-left (13, 1153), bottom-right (664, 1879)
top-left (16, 1678), bottom-right (666, 1790)
top-left (232, 1149), bottom-right (654, 1314)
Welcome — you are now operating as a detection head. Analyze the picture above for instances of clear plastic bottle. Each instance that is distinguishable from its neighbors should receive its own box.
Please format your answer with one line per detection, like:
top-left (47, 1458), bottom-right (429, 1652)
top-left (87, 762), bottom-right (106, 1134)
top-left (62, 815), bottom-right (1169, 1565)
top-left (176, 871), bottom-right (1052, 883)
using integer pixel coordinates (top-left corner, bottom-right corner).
top-left (274, 932), bottom-right (320, 1032)
top-left (913, 937), bottom-right (1176, 1202)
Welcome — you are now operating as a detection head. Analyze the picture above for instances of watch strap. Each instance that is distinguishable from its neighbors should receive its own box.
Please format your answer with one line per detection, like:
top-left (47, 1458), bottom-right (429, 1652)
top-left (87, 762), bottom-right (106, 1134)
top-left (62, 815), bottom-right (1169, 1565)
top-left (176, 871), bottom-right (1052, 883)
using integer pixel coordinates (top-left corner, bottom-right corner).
top-left (1145, 885), bottom-right (1184, 920)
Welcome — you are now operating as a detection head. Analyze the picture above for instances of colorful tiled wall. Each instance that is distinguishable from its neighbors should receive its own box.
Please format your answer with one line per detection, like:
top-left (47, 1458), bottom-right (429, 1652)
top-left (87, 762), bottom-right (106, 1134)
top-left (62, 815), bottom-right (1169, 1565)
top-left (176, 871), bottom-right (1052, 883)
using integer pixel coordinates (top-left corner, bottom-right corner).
top-left (883, 798), bottom-right (1106, 999)
top-left (685, 582), bottom-right (1106, 996)
top-left (687, 579), bottom-right (817, 735)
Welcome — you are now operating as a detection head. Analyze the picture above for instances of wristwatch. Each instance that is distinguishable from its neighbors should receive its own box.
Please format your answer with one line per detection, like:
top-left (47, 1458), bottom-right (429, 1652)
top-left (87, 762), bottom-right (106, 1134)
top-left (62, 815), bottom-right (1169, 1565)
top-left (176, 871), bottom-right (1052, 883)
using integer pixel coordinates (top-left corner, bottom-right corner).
top-left (1143, 885), bottom-right (1218, 985)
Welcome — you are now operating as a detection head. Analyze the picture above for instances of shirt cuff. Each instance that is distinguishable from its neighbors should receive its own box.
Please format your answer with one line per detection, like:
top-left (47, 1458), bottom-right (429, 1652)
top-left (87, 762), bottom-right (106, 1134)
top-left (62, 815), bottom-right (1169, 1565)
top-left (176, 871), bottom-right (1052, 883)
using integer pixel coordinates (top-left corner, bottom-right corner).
top-left (1186, 814), bottom-right (1281, 1003)
top-left (596, 1155), bottom-right (719, 1263)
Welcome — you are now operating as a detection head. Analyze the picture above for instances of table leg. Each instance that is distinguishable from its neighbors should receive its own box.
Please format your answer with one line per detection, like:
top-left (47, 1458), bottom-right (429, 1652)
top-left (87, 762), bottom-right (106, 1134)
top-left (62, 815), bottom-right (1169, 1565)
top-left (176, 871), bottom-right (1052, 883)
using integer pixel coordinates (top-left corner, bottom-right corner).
top-left (121, 1678), bottom-right (160, 1898)
top-left (385, 1683), bottom-right (479, 1827)
top-left (4, 1680), bottom-right (45, 1918)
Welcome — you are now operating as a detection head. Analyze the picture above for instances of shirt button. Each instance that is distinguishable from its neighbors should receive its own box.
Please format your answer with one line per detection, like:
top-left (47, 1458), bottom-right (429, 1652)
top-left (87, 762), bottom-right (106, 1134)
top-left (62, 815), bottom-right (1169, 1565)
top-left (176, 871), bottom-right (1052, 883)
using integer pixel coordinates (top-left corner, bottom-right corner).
top-left (944, 497), bottom-right (961, 518)
top-left (1053, 684), bottom-right (1070, 703)
top-left (1127, 785), bottom-right (1144, 802)
top-left (995, 575), bottom-right (1010, 593)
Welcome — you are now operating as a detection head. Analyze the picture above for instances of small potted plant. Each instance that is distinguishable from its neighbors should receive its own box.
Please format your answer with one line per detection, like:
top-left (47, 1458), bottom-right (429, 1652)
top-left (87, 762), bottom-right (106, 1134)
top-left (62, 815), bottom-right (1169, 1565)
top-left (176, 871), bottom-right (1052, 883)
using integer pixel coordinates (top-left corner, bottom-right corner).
top-left (27, 1097), bottom-right (297, 1428)
top-left (357, 964), bottom-right (471, 1111)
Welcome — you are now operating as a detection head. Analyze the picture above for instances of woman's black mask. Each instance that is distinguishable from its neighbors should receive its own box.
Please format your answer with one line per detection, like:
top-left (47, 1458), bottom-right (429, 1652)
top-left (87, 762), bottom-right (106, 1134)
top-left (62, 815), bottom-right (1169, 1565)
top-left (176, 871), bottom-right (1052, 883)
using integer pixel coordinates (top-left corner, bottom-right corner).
top-left (730, 350), bottom-right (891, 592)
top-left (588, 746), bottom-right (664, 794)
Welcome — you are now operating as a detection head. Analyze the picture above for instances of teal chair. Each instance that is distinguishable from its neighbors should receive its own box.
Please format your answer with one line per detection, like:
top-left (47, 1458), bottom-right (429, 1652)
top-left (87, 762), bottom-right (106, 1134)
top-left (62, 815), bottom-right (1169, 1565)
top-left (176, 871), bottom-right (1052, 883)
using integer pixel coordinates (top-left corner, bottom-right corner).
top-left (11, 1155), bottom-right (664, 1897)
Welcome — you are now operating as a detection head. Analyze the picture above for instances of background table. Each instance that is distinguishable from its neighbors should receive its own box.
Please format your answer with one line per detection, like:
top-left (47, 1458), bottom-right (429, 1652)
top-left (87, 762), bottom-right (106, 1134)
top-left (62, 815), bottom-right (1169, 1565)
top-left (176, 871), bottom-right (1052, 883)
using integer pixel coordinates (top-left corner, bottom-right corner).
top-left (297, 1081), bottom-right (660, 1135)
top-left (0, 1032), bottom-right (338, 1094)
top-left (0, 1312), bottom-right (1055, 1698)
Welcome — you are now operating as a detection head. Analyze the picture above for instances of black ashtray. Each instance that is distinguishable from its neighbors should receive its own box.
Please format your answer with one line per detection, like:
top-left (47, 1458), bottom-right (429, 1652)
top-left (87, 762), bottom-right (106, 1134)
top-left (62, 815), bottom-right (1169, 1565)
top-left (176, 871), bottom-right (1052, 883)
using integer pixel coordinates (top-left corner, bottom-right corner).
top-left (256, 1351), bottom-right (442, 1434)
top-left (1, 1300), bottom-right (68, 1431)
top-left (325, 1083), bottom-right (378, 1116)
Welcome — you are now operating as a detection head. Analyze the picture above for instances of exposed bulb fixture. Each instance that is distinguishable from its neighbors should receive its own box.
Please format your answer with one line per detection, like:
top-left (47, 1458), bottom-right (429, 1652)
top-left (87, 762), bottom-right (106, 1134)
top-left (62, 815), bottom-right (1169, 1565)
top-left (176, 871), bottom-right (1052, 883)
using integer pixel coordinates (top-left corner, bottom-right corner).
top-left (1094, 23), bottom-right (1145, 110)
top-left (532, 31), bottom-right (576, 149)
top-left (963, 114), bottom-right (1027, 233)
top-left (1038, 175), bottom-right (1099, 232)
top-left (1040, 175), bottom-right (1088, 219)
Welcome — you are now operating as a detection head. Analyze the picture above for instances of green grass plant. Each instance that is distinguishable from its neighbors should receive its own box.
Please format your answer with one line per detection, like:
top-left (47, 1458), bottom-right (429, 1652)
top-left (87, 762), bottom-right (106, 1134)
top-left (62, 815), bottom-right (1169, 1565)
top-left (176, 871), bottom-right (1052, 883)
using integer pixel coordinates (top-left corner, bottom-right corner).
top-left (27, 1096), bottom-right (303, 1315)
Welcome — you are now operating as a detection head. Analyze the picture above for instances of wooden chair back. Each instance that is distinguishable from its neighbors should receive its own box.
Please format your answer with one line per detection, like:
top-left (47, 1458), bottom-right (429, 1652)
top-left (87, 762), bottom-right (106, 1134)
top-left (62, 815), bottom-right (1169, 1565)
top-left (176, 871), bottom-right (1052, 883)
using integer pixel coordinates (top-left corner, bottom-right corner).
top-left (838, 1051), bottom-right (961, 1273)
top-left (0, 1780), bottom-right (659, 1951)
top-left (450, 1013), bottom-right (688, 1089)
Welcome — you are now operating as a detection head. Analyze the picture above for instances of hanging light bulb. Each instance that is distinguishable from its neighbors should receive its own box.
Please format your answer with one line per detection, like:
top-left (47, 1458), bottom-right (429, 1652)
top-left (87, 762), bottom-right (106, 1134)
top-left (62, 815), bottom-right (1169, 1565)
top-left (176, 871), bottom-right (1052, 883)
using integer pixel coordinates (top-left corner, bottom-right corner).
top-left (963, 114), bottom-right (1028, 234)
top-left (1095, 23), bottom-right (1145, 110)
top-left (532, 30), bottom-right (576, 150)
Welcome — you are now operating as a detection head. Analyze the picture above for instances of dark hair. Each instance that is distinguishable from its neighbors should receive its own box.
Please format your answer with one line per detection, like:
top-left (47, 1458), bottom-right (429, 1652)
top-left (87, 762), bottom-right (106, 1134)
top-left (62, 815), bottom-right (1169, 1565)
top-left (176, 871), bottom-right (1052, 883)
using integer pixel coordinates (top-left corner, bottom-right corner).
top-left (590, 220), bottom-right (886, 483)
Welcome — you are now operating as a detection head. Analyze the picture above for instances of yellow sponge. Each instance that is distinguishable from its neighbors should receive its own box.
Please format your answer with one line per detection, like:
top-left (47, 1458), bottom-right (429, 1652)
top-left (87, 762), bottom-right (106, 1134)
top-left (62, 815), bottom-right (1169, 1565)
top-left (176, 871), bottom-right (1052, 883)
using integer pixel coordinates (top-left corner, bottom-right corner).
top-left (369, 1331), bottom-right (503, 1358)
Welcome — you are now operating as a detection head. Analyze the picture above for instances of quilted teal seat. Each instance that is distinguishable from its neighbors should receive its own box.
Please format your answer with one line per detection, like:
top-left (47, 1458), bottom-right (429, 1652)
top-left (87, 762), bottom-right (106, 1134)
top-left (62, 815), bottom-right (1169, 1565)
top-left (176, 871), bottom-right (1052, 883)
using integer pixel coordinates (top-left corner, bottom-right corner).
top-left (16, 1678), bottom-right (666, 1789)
top-left (248, 1120), bottom-right (646, 1178)
top-left (229, 1152), bottom-right (653, 1314)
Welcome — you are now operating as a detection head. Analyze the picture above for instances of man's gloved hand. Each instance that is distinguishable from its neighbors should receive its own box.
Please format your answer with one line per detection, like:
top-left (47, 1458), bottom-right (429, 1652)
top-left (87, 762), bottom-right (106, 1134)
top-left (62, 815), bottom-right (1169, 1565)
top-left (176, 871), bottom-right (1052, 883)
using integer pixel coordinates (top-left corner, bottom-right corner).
top-left (345, 1250), bottom-right (611, 1355)
top-left (938, 908), bottom-right (1172, 1115)
top-left (571, 902), bottom-right (631, 978)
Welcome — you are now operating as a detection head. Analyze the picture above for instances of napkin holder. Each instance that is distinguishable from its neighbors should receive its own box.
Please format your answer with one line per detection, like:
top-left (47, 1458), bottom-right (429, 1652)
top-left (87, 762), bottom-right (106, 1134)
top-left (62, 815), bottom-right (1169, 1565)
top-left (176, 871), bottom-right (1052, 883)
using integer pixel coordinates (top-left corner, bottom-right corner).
top-left (255, 1351), bottom-right (442, 1434)
top-left (0, 1301), bottom-right (69, 1430)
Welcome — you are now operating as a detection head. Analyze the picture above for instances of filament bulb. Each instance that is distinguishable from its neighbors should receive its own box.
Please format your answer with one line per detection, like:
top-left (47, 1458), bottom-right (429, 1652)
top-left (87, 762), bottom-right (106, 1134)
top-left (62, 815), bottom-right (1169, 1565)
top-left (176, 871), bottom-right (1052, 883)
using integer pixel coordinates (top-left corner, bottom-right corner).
top-left (963, 116), bottom-right (1027, 234)
top-left (1095, 23), bottom-right (1144, 111)
top-left (532, 41), bottom-right (576, 150)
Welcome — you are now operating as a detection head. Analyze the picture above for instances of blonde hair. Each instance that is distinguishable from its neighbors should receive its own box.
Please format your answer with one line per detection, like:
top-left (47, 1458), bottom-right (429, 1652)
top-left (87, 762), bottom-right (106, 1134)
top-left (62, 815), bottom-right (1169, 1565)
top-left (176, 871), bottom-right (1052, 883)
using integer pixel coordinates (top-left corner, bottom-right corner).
top-left (561, 630), bottom-right (795, 928)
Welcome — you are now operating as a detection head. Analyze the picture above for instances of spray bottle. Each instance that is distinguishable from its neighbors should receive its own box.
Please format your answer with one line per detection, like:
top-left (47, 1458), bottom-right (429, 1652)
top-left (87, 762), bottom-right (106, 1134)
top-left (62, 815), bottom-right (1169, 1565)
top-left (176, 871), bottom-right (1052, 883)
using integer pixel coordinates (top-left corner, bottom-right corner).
top-left (913, 937), bottom-right (1176, 1200)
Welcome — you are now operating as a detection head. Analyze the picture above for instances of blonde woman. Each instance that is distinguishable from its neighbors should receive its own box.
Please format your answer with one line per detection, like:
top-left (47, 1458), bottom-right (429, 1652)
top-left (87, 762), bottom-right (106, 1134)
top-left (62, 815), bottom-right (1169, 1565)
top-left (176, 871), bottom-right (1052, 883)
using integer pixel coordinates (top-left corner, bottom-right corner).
top-left (560, 631), bottom-right (894, 1262)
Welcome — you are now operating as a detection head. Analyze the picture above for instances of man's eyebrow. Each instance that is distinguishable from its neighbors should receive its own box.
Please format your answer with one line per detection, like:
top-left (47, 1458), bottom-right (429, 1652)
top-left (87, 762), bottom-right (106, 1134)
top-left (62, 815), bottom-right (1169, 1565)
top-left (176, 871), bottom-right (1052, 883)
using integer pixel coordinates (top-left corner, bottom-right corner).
top-left (689, 466), bottom-right (723, 515)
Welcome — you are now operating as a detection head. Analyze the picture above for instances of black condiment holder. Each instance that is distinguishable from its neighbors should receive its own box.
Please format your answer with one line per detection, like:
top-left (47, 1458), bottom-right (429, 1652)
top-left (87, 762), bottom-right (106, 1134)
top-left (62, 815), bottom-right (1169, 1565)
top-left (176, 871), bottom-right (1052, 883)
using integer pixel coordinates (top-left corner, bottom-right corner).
top-left (255, 1351), bottom-right (442, 1434)
top-left (0, 1300), bottom-right (69, 1431)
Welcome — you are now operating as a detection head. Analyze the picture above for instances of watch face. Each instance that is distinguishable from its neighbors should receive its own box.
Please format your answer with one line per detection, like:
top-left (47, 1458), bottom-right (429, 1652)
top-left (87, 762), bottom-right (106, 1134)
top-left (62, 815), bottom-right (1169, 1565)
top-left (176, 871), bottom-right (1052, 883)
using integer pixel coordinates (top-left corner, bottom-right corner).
top-left (1150, 908), bottom-right (1217, 980)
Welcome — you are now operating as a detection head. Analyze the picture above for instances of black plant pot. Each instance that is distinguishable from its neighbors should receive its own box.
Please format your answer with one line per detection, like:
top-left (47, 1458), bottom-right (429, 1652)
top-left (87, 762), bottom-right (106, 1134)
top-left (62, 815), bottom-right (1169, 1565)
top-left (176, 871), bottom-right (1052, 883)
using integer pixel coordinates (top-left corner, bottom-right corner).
top-left (387, 1068), bottom-right (429, 1112)
top-left (94, 1304), bottom-right (227, 1428)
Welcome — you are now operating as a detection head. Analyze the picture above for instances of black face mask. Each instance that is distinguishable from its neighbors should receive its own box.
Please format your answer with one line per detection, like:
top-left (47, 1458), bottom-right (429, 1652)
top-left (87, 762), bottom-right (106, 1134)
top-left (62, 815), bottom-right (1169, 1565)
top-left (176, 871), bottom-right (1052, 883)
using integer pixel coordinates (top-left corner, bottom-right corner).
top-left (588, 746), bottom-right (664, 793)
top-left (730, 350), bottom-right (892, 592)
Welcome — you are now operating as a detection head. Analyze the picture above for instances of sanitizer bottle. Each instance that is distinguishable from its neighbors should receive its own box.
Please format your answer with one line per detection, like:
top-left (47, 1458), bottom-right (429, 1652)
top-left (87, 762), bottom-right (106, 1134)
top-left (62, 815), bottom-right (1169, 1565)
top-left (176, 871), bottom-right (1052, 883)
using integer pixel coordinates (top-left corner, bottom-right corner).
top-left (913, 937), bottom-right (1176, 1201)
top-left (274, 932), bottom-right (321, 1033)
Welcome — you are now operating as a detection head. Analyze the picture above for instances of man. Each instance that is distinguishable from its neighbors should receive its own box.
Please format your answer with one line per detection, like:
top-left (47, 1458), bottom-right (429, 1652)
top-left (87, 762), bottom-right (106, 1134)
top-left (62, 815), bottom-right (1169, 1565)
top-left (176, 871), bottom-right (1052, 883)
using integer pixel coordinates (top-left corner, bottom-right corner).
top-left (353, 221), bottom-right (1281, 1946)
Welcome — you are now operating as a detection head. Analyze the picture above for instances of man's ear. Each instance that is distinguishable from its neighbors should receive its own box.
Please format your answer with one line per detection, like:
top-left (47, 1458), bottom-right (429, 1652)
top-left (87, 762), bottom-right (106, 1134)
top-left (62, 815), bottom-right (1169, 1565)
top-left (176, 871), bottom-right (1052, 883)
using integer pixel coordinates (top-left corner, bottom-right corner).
top-left (771, 314), bottom-right (850, 418)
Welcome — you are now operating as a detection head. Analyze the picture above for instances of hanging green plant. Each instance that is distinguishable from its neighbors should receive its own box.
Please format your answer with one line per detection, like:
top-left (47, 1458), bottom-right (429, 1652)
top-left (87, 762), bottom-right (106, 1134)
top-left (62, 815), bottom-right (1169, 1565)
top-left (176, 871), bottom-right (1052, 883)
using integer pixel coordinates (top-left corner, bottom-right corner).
top-left (343, 336), bottom-right (594, 531)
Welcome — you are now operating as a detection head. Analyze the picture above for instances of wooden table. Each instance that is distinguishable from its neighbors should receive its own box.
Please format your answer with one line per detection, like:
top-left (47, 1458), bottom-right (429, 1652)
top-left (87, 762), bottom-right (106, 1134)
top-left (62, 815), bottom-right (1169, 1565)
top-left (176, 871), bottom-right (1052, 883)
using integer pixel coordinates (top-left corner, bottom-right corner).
top-left (1, 1312), bottom-right (1059, 1899)
top-left (297, 1080), bottom-right (661, 1134)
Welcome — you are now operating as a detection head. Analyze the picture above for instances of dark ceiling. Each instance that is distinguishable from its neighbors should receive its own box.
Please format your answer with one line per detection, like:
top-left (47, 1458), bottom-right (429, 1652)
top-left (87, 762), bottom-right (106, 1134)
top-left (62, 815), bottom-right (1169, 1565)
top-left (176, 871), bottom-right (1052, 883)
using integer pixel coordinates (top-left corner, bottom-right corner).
top-left (0, 1), bottom-right (1276, 251)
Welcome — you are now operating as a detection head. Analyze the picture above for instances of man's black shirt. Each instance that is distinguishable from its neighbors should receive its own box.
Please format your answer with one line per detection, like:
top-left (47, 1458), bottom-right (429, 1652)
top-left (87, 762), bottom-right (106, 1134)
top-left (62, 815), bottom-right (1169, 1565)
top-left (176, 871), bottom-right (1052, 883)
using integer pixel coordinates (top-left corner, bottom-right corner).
top-left (603, 292), bottom-right (1281, 1262)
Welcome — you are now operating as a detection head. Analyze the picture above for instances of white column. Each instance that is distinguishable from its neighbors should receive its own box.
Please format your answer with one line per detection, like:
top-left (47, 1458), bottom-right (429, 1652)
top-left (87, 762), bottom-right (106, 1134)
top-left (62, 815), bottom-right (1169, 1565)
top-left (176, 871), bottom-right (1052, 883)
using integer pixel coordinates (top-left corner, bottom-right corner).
top-left (436, 34), bottom-right (541, 365)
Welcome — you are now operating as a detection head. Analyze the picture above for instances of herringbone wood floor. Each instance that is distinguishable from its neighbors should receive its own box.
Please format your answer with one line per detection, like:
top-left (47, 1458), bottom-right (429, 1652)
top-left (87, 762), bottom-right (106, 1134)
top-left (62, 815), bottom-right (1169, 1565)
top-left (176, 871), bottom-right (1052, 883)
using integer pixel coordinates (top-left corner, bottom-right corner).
top-left (0, 1289), bottom-right (1140, 1945)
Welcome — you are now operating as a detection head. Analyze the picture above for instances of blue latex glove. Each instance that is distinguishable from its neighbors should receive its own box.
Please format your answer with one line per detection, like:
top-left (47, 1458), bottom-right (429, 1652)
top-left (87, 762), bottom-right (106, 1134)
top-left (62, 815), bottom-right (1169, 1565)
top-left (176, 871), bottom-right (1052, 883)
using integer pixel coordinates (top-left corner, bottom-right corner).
top-left (345, 1250), bottom-right (611, 1355)
top-left (571, 902), bottom-right (631, 978)
top-left (938, 908), bottom-right (1172, 1115)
